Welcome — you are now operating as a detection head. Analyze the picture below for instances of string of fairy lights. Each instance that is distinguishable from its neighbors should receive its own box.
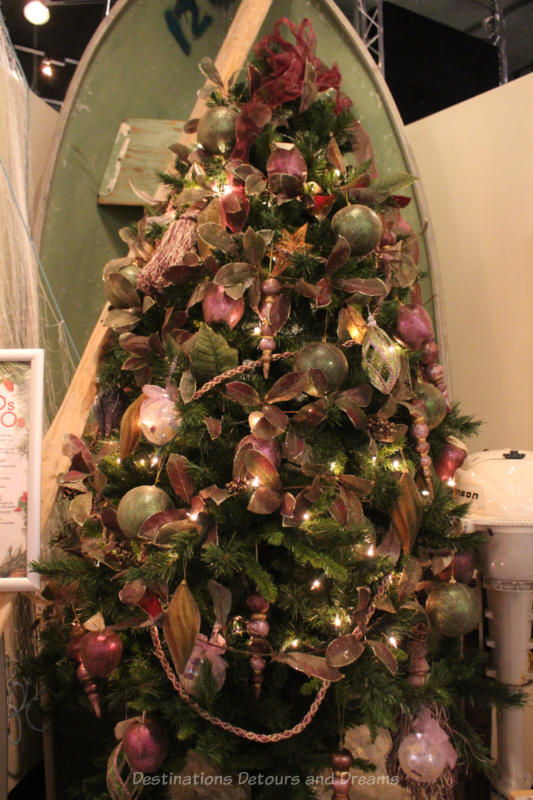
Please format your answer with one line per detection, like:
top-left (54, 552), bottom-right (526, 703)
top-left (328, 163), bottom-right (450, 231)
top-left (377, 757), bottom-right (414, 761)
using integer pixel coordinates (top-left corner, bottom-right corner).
top-left (99, 365), bottom-right (410, 659)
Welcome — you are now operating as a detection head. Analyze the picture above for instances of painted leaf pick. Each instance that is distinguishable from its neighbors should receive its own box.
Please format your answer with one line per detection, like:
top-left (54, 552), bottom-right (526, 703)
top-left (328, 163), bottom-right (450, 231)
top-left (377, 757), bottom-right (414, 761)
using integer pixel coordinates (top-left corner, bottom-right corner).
top-left (265, 371), bottom-right (307, 403)
top-left (119, 394), bottom-right (144, 460)
top-left (179, 370), bottom-right (196, 404)
top-left (205, 417), bottom-right (222, 440)
top-left (245, 450), bottom-right (282, 491)
top-left (367, 640), bottom-right (398, 675)
top-left (197, 223), bottom-right (236, 254)
top-left (243, 227), bottom-right (266, 266)
top-left (390, 472), bottom-right (423, 555)
top-left (167, 454), bottom-right (195, 504)
top-left (248, 486), bottom-right (282, 514)
top-left (163, 580), bottom-right (201, 675)
top-left (207, 579), bottom-right (232, 629)
top-left (274, 652), bottom-right (344, 682)
top-left (326, 235), bottom-right (351, 275)
top-left (198, 56), bottom-right (224, 87)
top-left (268, 293), bottom-right (291, 331)
top-left (70, 493), bottom-right (93, 525)
top-left (226, 381), bottom-right (261, 407)
top-left (190, 324), bottom-right (239, 382)
top-left (398, 556), bottom-right (423, 602)
top-left (326, 635), bottom-right (364, 668)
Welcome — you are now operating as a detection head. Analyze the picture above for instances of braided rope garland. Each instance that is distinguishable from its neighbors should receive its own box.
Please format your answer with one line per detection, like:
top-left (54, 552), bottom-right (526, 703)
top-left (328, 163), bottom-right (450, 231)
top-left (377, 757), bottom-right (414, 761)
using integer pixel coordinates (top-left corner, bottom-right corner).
top-left (191, 351), bottom-right (295, 401)
top-left (151, 347), bottom-right (410, 741)
top-left (151, 626), bottom-right (330, 743)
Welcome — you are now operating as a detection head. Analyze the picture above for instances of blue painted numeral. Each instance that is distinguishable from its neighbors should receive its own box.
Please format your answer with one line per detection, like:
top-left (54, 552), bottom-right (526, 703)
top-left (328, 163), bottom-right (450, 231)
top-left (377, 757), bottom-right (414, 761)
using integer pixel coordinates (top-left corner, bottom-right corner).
top-left (165, 0), bottom-right (213, 55)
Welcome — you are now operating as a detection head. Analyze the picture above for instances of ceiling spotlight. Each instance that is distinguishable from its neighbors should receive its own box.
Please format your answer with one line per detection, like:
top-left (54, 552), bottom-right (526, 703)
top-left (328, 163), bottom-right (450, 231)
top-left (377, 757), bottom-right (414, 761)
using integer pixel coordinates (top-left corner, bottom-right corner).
top-left (24, 1), bottom-right (50, 25)
top-left (41, 59), bottom-right (53, 77)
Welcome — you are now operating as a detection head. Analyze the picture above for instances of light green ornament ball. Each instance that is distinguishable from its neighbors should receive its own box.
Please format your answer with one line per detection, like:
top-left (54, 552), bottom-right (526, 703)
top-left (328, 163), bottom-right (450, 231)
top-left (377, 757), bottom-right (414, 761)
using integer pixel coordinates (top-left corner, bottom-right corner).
top-left (196, 106), bottom-right (237, 155)
top-left (292, 342), bottom-right (348, 396)
top-left (117, 485), bottom-right (174, 539)
top-left (415, 383), bottom-right (447, 430)
top-left (426, 582), bottom-right (480, 637)
top-left (331, 204), bottom-right (383, 257)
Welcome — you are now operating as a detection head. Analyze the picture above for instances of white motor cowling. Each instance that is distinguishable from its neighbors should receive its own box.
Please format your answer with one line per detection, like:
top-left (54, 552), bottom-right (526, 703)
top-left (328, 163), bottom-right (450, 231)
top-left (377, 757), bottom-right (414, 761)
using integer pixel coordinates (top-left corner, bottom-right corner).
top-left (455, 449), bottom-right (533, 799)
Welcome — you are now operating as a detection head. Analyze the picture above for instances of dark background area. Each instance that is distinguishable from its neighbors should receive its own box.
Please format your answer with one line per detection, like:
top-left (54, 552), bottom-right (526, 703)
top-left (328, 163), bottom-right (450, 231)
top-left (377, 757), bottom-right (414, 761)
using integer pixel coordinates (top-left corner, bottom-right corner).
top-left (382, 1), bottom-right (500, 123)
top-left (0, 0), bottom-right (531, 120)
top-left (1, 0), bottom-right (104, 104)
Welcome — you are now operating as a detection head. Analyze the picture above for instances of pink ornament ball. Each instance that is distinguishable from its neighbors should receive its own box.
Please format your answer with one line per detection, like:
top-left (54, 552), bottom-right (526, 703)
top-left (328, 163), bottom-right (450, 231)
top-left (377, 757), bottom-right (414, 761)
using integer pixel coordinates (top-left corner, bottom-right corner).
top-left (122, 717), bottom-right (169, 773)
top-left (80, 629), bottom-right (123, 678)
top-left (420, 340), bottom-right (439, 365)
top-left (434, 441), bottom-right (467, 482)
top-left (396, 304), bottom-right (435, 351)
top-left (202, 284), bottom-right (244, 330)
top-left (398, 731), bottom-right (448, 783)
top-left (140, 395), bottom-right (181, 445)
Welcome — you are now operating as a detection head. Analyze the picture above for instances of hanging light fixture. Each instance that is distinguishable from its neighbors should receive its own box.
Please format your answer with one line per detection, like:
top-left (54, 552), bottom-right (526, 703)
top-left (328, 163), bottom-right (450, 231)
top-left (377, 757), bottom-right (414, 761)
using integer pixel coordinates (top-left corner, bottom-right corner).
top-left (23, 1), bottom-right (50, 25)
top-left (41, 58), bottom-right (53, 77)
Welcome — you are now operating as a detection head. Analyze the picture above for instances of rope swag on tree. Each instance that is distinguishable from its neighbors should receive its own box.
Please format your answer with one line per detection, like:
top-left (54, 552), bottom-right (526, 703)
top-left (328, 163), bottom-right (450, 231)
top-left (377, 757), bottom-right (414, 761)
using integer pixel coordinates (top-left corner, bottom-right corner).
top-left (28, 14), bottom-right (520, 800)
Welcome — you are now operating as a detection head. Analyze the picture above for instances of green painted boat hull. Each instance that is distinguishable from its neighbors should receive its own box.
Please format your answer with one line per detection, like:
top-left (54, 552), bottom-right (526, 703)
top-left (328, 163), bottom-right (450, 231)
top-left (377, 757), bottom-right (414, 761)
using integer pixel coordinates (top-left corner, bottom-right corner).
top-left (36, 0), bottom-right (443, 403)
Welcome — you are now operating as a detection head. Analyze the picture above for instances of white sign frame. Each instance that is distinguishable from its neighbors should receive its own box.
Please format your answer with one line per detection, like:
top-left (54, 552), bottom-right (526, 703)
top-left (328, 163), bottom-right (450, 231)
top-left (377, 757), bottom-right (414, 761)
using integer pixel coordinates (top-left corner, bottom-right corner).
top-left (0, 350), bottom-right (43, 591)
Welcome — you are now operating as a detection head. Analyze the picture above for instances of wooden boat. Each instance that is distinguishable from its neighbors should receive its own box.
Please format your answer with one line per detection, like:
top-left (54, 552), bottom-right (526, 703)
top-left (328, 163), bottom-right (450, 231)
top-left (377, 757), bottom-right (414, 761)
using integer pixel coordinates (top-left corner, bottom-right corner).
top-left (36, 0), bottom-right (448, 531)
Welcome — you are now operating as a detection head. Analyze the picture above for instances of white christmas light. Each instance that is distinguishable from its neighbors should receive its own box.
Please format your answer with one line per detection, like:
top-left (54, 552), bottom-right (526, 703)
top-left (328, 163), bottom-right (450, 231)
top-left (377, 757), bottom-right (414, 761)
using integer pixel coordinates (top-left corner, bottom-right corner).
top-left (251, 476), bottom-right (260, 488)
top-left (367, 544), bottom-right (375, 556)
top-left (302, 512), bottom-right (310, 521)
top-left (187, 511), bottom-right (199, 521)
top-left (311, 579), bottom-right (322, 590)
top-left (330, 461), bottom-right (337, 471)
top-left (291, 639), bottom-right (299, 648)
top-left (392, 459), bottom-right (400, 469)
top-left (421, 489), bottom-right (430, 497)
top-left (41, 60), bottom-right (53, 77)
top-left (253, 326), bottom-right (261, 335)
top-left (334, 614), bottom-right (342, 628)
top-left (24, 1), bottom-right (50, 25)
top-left (389, 635), bottom-right (398, 648)
top-left (447, 477), bottom-right (456, 487)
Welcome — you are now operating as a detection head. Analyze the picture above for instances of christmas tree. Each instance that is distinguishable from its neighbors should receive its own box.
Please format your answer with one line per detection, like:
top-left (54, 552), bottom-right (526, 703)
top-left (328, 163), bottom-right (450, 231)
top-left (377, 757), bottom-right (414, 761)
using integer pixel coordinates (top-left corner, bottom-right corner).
top-left (31, 16), bottom-right (521, 800)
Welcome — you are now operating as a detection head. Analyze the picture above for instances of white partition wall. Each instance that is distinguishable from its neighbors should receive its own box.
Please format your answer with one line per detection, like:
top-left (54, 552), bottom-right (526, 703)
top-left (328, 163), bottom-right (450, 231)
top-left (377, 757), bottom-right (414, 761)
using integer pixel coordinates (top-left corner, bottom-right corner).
top-left (407, 73), bottom-right (533, 774)
top-left (407, 73), bottom-right (533, 453)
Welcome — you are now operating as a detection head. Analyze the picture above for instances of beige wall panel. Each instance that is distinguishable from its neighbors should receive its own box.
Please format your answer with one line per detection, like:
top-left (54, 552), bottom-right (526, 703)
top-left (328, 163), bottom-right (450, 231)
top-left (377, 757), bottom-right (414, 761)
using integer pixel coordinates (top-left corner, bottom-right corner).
top-left (407, 73), bottom-right (533, 452)
top-left (408, 73), bottom-right (533, 776)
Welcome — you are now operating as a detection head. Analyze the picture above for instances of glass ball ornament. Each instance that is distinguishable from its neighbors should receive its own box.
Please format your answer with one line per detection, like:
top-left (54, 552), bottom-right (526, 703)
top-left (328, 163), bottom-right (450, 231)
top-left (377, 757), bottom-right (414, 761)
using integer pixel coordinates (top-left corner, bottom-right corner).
top-left (413, 383), bottom-right (447, 429)
top-left (180, 653), bottom-right (225, 697)
top-left (426, 581), bottom-right (480, 637)
top-left (292, 342), bottom-right (348, 396)
top-left (331, 204), bottom-right (383, 256)
top-left (140, 385), bottom-right (181, 445)
top-left (196, 106), bottom-right (237, 155)
top-left (180, 634), bottom-right (227, 697)
top-left (117, 485), bottom-right (174, 539)
top-left (398, 730), bottom-right (448, 783)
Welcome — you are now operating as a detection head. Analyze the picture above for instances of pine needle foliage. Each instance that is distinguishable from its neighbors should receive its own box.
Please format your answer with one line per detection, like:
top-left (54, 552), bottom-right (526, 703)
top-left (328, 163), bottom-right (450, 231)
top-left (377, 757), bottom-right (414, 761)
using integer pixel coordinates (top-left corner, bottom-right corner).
top-left (29, 18), bottom-right (502, 800)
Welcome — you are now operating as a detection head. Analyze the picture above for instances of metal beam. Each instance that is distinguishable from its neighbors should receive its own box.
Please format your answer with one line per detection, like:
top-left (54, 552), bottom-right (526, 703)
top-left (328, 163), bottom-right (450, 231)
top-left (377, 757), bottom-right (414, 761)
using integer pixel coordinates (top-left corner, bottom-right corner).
top-left (14, 44), bottom-right (79, 65)
top-left (353, 0), bottom-right (385, 75)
